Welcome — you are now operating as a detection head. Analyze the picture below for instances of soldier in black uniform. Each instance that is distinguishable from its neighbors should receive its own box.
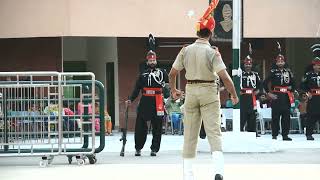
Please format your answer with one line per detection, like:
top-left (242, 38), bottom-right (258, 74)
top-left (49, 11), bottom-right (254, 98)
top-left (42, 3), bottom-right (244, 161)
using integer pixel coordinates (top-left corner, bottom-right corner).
top-left (240, 45), bottom-right (262, 136)
top-left (126, 50), bottom-right (168, 156)
top-left (264, 43), bottom-right (295, 141)
top-left (301, 44), bottom-right (320, 140)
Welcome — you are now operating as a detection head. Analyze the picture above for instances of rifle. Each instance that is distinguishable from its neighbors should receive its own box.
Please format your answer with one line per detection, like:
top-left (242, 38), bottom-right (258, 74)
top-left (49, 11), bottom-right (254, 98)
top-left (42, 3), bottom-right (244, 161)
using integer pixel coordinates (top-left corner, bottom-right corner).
top-left (120, 102), bottom-right (129, 157)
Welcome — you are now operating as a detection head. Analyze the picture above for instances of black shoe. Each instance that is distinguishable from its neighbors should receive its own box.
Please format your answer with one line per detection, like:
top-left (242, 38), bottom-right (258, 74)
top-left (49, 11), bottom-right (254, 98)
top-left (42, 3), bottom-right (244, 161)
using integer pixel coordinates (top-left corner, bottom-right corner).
top-left (307, 135), bottom-right (314, 141)
top-left (135, 150), bottom-right (141, 156)
top-left (272, 136), bottom-right (277, 140)
top-left (150, 151), bottom-right (157, 156)
top-left (282, 136), bottom-right (292, 141)
top-left (215, 174), bottom-right (223, 180)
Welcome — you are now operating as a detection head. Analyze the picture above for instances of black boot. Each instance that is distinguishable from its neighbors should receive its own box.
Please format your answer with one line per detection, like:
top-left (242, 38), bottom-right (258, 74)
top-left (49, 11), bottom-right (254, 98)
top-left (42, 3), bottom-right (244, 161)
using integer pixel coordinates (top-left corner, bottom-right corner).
top-left (306, 135), bottom-right (314, 141)
top-left (215, 174), bottom-right (223, 180)
top-left (282, 136), bottom-right (292, 141)
top-left (256, 132), bottom-right (261, 137)
top-left (150, 150), bottom-right (157, 156)
top-left (272, 136), bottom-right (277, 140)
top-left (135, 150), bottom-right (141, 156)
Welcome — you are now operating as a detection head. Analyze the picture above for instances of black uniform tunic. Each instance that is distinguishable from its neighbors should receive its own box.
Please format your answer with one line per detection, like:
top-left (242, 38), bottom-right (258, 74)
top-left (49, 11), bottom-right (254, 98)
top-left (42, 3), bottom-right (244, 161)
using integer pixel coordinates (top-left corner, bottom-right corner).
top-left (240, 71), bottom-right (262, 132)
top-left (301, 71), bottom-right (320, 136)
top-left (264, 68), bottom-right (296, 137)
top-left (129, 67), bottom-right (168, 152)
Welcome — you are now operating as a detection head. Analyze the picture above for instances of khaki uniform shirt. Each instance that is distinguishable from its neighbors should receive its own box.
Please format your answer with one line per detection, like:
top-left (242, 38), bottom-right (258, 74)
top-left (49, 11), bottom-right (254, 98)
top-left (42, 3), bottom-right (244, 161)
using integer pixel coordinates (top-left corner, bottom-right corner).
top-left (172, 38), bottom-right (226, 80)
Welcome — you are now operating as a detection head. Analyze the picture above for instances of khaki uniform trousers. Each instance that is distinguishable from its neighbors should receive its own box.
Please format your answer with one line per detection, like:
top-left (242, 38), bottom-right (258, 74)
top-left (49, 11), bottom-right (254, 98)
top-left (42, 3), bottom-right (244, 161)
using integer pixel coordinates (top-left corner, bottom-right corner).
top-left (183, 83), bottom-right (222, 158)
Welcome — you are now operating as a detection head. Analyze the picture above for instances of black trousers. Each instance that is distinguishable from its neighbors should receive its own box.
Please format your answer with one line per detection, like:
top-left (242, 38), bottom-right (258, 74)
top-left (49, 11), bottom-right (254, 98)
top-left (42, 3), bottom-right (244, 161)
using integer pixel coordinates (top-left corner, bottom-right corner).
top-left (134, 113), bottom-right (163, 152)
top-left (240, 95), bottom-right (256, 132)
top-left (240, 109), bottom-right (256, 132)
top-left (271, 106), bottom-right (290, 137)
top-left (306, 97), bottom-right (320, 136)
top-left (306, 113), bottom-right (320, 136)
top-left (300, 113), bottom-right (307, 129)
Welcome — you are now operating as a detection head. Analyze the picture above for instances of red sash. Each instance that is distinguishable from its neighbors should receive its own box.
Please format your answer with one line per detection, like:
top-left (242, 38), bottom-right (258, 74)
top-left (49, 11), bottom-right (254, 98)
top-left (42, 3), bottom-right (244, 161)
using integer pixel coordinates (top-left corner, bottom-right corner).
top-left (272, 86), bottom-right (295, 107)
top-left (310, 89), bottom-right (320, 96)
top-left (240, 88), bottom-right (257, 110)
top-left (142, 87), bottom-right (164, 116)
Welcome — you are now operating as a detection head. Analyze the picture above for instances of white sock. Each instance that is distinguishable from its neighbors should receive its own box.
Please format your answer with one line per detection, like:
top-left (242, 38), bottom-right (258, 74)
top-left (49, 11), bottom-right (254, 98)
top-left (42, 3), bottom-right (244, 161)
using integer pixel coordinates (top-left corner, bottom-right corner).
top-left (183, 158), bottom-right (195, 175)
top-left (212, 151), bottom-right (224, 176)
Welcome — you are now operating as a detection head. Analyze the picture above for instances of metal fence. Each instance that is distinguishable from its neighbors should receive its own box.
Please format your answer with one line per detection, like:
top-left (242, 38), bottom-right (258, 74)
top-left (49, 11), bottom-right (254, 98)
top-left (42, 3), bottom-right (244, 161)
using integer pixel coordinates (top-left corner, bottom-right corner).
top-left (0, 72), bottom-right (105, 166)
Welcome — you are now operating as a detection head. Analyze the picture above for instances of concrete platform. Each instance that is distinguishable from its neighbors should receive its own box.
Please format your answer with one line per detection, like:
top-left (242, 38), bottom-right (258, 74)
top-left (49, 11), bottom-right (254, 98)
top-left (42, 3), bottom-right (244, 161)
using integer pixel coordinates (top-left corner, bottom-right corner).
top-left (105, 133), bottom-right (320, 153)
top-left (1, 133), bottom-right (320, 180)
top-left (0, 163), bottom-right (319, 180)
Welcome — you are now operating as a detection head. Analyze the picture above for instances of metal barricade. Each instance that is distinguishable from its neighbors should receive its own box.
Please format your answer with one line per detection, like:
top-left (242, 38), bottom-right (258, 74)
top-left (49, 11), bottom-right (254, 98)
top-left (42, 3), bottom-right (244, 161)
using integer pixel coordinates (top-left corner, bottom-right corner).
top-left (0, 72), bottom-right (105, 166)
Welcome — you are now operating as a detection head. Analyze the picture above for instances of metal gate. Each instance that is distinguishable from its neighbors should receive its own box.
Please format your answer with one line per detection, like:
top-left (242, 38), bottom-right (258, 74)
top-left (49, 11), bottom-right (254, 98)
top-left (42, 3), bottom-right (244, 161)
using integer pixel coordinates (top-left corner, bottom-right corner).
top-left (0, 72), bottom-right (105, 166)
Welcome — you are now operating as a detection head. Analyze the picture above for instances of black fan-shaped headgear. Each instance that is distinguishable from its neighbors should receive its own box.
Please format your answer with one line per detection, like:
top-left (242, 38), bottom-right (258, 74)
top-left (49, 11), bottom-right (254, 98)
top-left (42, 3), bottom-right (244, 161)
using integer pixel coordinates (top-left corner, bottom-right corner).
top-left (146, 34), bottom-right (157, 52)
top-left (243, 43), bottom-right (253, 64)
top-left (311, 44), bottom-right (320, 65)
top-left (275, 41), bottom-right (285, 62)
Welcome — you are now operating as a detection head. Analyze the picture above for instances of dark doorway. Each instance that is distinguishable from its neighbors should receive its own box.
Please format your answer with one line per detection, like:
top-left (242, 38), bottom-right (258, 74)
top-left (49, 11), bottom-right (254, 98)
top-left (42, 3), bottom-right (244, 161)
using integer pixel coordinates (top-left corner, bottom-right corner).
top-left (63, 61), bottom-right (87, 72)
top-left (63, 61), bottom-right (87, 98)
top-left (106, 62), bottom-right (115, 129)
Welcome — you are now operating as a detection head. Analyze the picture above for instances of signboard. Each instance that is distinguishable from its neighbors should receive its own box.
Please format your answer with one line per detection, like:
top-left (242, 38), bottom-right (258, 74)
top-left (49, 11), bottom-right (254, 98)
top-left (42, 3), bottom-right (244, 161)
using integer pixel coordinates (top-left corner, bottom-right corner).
top-left (212, 0), bottom-right (233, 42)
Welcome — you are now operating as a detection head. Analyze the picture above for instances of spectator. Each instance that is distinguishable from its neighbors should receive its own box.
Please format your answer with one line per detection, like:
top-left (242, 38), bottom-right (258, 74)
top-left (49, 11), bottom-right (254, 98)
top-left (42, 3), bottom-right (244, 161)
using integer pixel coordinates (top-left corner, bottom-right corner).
top-left (95, 103), bottom-right (112, 135)
top-left (165, 95), bottom-right (184, 134)
top-left (290, 91), bottom-right (300, 116)
top-left (258, 93), bottom-right (271, 108)
top-left (63, 102), bottom-right (77, 132)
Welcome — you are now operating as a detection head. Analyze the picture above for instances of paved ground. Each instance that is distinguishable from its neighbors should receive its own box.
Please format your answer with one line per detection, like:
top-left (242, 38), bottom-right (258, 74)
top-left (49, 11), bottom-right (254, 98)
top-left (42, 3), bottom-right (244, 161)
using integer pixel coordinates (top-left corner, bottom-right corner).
top-left (0, 133), bottom-right (320, 180)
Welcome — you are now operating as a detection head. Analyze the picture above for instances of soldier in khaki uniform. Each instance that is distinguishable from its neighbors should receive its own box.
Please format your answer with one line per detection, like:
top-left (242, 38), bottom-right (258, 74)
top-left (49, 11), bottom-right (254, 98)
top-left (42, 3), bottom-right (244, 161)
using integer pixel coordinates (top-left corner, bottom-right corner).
top-left (168, 1), bottom-right (238, 179)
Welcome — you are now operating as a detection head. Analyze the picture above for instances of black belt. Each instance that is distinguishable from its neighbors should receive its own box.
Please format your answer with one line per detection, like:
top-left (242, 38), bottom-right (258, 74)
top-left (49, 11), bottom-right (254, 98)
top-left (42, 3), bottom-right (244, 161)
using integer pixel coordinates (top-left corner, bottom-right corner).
top-left (187, 80), bottom-right (215, 84)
